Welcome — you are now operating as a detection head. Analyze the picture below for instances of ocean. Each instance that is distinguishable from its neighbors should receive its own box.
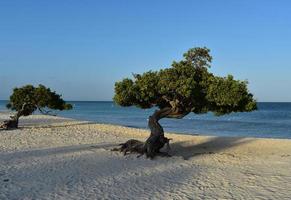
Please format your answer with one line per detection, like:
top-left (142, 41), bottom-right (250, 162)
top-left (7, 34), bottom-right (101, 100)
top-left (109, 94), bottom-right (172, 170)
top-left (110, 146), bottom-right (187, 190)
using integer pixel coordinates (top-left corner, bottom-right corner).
top-left (1, 101), bottom-right (291, 139)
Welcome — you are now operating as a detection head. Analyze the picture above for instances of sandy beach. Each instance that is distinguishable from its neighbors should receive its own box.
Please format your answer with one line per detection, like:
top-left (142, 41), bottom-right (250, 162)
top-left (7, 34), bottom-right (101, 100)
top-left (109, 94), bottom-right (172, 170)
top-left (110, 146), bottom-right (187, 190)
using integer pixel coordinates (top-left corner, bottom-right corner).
top-left (1, 113), bottom-right (291, 200)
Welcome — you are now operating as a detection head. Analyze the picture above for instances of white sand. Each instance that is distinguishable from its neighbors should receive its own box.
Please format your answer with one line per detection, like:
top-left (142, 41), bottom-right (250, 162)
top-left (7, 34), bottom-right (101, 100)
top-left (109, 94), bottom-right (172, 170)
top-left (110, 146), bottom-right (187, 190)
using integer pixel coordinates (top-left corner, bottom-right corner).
top-left (1, 113), bottom-right (291, 199)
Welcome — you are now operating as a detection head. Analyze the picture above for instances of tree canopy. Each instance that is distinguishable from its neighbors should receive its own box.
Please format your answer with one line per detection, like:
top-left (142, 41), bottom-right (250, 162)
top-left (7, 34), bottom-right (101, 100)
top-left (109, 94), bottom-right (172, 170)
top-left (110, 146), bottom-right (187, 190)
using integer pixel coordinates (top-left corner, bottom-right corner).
top-left (114, 47), bottom-right (257, 117)
top-left (7, 84), bottom-right (72, 117)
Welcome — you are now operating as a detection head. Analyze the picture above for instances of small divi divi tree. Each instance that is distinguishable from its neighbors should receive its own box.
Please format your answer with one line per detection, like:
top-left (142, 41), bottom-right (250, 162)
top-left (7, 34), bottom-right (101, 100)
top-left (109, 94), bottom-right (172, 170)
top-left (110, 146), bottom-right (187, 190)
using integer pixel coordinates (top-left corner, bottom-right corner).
top-left (114, 47), bottom-right (257, 158)
top-left (1, 84), bottom-right (72, 129)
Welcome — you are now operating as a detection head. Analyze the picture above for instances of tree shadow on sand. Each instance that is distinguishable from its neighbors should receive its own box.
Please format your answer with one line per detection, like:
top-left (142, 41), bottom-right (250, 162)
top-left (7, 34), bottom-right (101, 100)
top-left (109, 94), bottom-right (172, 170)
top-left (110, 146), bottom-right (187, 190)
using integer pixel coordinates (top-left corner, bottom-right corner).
top-left (0, 138), bottom-right (255, 199)
top-left (0, 120), bottom-right (94, 131)
top-left (19, 121), bottom-right (95, 129)
top-left (0, 143), bottom-right (116, 162)
top-left (1, 135), bottom-right (253, 162)
top-left (170, 137), bottom-right (253, 160)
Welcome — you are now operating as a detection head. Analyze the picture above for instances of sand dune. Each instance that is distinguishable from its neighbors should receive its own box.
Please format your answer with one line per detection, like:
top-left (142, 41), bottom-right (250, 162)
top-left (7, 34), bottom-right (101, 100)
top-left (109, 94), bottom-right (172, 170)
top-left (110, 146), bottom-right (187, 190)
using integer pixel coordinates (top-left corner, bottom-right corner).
top-left (1, 113), bottom-right (291, 199)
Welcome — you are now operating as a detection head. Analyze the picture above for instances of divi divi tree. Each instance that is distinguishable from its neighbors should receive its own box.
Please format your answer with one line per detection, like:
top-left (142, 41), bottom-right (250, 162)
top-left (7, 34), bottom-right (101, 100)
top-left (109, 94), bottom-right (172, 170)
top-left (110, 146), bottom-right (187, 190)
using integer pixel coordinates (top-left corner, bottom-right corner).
top-left (114, 47), bottom-right (257, 158)
top-left (1, 84), bottom-right (72, 129)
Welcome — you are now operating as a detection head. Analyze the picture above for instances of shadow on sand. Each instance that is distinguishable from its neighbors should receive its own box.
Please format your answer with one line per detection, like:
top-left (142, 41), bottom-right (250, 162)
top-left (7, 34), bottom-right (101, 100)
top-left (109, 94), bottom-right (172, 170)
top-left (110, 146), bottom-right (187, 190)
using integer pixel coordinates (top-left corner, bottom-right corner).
top-left (0, 136), bottom-right (253, 162)
top-left (0, 120), bottom-right (94, 131)
top-left (19, 121), bottom-right (95, 129)
top-left (0, 143), bottom-right (117, 161)
top-left (170, 136), bottom-right (253, 160)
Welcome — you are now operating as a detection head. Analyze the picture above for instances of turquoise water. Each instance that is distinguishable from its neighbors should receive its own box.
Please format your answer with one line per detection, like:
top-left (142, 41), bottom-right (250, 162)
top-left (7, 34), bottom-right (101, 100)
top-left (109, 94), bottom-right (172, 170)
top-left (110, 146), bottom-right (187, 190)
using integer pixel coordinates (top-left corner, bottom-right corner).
top-left (1, 101), bottom-right (291, 139)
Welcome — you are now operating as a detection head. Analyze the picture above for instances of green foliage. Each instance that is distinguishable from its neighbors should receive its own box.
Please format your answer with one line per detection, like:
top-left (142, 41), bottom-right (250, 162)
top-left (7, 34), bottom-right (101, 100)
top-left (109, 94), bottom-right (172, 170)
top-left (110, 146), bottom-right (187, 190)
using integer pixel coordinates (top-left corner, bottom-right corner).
top-left (7, 84), bottom-right (73, 117)
top-left (206, 75), bottom-right (257, 115)
top-left (114, 47), bottom-right (257, 117)
top-left (182, 47), bottom-right (212, 68)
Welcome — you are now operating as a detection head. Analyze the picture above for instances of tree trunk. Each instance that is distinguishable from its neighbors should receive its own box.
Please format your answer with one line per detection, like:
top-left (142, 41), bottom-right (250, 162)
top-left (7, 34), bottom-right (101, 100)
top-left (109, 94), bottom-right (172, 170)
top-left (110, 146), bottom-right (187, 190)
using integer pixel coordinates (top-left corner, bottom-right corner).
top-left (142, 108), bottom-right (173, 158)
top-left (0, 115), bottom-right (19, 130)
top-left (0, 103), bottom-right (27, 130)
top-left (143, 105), bottom-right (190, 158)
top-left (148, 107), bottom-right (172, 136)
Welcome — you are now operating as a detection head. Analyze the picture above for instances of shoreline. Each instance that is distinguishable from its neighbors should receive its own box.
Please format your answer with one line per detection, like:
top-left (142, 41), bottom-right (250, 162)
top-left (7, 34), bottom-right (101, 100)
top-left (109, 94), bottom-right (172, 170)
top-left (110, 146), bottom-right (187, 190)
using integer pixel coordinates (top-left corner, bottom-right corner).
top-left (1, 111), bottom-right (291, 141)
top-left (1, 110), bottom-right (291, 140)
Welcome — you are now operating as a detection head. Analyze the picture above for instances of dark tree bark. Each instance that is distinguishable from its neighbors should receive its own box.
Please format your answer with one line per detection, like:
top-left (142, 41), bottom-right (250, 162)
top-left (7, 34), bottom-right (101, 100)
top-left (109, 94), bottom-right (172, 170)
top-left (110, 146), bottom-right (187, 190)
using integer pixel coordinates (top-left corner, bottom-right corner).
top-left (0, 103), bottom-right (27, 130)
top-left (143, 106), bottom-right (189, 158)
top-left (0, 114), bottom-right (19, 130)
top-left (38, 107), bottom-right (57, 116)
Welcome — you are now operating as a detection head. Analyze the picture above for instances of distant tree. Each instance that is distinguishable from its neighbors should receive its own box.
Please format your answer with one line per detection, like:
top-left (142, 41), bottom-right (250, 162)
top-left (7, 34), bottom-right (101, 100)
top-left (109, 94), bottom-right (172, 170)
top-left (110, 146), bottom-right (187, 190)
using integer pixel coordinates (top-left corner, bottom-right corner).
top-left (0, 84), bottom-right (72, 129)
top-left (114, 47), bottom-right (257, 158)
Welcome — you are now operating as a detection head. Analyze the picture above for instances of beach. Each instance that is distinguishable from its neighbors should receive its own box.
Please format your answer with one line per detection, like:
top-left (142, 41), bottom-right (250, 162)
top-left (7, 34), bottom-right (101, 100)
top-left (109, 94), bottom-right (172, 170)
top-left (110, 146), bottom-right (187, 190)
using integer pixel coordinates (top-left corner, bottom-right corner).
top-left (1, 113), bottom-right (291, 199)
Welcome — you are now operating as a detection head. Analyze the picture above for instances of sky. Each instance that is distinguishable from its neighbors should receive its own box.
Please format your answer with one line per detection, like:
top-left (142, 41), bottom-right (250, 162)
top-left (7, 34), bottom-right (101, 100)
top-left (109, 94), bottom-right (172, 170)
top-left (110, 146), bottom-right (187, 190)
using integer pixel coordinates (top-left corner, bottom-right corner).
top-left (0, 0), bottom-right (291, 102)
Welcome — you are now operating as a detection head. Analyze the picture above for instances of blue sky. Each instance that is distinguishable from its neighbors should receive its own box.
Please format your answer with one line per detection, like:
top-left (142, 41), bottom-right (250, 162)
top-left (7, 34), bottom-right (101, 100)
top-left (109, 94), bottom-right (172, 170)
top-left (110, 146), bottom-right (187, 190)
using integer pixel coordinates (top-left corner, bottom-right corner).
top-left (0, 0), bottom-right (291, 101)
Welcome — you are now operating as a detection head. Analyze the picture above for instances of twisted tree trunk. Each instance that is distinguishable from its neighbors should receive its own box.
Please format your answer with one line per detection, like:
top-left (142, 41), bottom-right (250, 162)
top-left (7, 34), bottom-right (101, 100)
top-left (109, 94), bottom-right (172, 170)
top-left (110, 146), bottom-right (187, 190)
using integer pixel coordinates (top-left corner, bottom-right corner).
top-left (143, 107), bottom-right (189, 158)
top-left (0, 113), bottom-right (20, 130)
top-left (0, 103), bottom-right (27, 130)
top-left (148, 108), bottom-right (172, 136)
top-left (112, 101), bottom-right (189, 159)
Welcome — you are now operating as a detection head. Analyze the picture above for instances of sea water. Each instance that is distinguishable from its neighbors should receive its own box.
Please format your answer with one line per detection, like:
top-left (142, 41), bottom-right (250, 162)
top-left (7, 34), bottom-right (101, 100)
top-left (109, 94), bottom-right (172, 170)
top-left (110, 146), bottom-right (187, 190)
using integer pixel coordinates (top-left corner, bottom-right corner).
top-left (1, 101), bottom-right (291, 139)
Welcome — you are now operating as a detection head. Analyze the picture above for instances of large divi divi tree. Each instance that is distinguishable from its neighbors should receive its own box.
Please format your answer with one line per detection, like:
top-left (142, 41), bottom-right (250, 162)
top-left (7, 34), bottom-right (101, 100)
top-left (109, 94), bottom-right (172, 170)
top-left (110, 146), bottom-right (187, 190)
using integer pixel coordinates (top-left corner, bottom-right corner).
top-left (114, 47), bottom-right (257, 158)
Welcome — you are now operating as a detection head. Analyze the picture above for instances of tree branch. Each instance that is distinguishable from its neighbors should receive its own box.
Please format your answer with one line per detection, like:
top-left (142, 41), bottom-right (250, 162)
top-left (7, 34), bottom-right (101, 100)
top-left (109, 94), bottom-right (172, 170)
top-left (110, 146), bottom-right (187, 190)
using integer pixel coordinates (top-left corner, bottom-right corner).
top-left (38, 107), bottom-right (57, 116)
